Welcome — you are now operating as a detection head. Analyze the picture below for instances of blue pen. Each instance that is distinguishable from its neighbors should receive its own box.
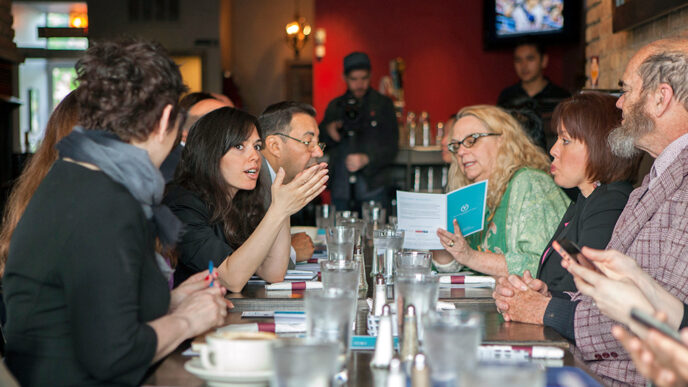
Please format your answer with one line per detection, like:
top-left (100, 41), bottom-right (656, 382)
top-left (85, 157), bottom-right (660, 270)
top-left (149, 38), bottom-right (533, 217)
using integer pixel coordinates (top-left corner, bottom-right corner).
top-left (208, 260), bottom-right (214, 287)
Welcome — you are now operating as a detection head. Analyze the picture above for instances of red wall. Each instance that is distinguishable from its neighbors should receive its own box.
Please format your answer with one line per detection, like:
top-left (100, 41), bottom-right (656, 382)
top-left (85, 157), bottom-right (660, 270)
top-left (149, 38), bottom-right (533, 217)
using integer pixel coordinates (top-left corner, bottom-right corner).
top-left (313, 0), bottom-right (574, 125)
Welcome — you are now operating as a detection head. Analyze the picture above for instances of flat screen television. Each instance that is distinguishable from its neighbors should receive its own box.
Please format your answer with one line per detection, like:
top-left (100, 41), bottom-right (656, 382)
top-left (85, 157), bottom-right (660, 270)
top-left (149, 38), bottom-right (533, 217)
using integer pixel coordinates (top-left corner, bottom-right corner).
top-left (484, 0), bottom-right (580, 50)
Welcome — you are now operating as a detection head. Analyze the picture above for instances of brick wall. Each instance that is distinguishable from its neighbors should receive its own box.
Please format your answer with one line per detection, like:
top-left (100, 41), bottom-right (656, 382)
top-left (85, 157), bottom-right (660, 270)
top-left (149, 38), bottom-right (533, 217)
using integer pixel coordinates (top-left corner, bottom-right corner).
top-left (585, 0), bottom-right (688, 89)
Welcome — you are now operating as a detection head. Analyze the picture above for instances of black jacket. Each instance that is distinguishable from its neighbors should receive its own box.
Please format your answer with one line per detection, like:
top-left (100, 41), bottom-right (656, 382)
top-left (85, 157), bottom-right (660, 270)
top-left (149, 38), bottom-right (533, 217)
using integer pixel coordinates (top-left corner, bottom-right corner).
top-left (319, 88), bottom-right (399, 197)
top-left (537, 181), bottom-right (634, 292)
top-left (163, 184), bottom-right (235, 286)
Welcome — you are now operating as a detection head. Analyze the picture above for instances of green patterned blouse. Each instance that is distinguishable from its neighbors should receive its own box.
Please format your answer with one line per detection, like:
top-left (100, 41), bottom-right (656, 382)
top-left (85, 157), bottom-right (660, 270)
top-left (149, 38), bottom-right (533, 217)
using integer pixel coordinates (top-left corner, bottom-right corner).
top-left (465, 167), bottom-right (570, 276)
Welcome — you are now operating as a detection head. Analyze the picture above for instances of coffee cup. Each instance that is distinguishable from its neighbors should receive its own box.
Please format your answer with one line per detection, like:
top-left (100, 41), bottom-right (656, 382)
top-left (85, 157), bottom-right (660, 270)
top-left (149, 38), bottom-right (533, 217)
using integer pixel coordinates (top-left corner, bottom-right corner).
top-left (199, 331), bottom-right (276, 372)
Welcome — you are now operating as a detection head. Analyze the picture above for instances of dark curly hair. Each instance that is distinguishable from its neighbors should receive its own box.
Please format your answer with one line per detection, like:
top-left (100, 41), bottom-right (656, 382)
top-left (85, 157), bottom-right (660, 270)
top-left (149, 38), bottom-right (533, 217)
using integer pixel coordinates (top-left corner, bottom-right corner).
top-left (75, 38), bottom-right (187, 141)
top-left (174, 107), bottom-right (266, 249)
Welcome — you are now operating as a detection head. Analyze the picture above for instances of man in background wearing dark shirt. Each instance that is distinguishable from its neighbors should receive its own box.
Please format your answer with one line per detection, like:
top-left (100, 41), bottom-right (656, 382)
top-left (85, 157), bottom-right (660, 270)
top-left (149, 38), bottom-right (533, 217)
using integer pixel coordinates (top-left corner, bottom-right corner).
top-left (498, 41), bottom-right (570, 150)
top-left (498, 41), bottom-right (570, 113)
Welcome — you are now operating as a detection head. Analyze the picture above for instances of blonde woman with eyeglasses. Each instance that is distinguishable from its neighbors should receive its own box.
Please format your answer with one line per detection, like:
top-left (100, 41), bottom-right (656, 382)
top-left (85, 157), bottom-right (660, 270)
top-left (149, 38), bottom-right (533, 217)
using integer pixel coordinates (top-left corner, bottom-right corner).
top-left (433, 105), bottom-right (569, 277)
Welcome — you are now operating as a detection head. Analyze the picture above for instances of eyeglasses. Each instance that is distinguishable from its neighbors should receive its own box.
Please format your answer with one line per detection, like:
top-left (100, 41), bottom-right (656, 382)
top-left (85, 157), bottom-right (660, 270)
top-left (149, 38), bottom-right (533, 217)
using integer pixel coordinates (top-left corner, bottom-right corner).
top-left (447, 133), bottom-right (501, 153)
top-left (275, 133), bottom-right (326, 152)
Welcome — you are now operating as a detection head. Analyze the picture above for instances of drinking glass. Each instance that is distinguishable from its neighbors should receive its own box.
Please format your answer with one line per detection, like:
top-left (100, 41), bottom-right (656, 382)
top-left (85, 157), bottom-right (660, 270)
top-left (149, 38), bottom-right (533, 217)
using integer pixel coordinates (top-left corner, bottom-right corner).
top-left (336, 218), bottom-right (366, 249)
top-left (422, 309), bottom-right (482, 383)
top-left (461, 362), bottom-right (545, 387)
top-left (315, 204), bottom-right (336, 230)
top-left (325, 226), bottom-right (355, 261)
top-left (320, 260), bottom-right (359, 293)
top-left (335, 210), bottom-right (358, 225)
top-left (271, 338), bottom-right (340, 387)
top-left (372, 229), bottom-right (404, 281)
top-left (395, 272), bottom-right (439, 340)
top-left (395, 250), bottom-right (433, 276)
top-left (305, 288), bottom-right (358, 369)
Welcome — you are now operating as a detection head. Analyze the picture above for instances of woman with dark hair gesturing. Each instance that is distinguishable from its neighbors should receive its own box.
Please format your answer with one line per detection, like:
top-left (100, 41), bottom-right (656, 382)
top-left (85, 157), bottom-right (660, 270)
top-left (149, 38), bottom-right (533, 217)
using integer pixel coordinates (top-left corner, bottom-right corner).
top-left (164, 106), bottom-right (328, 291)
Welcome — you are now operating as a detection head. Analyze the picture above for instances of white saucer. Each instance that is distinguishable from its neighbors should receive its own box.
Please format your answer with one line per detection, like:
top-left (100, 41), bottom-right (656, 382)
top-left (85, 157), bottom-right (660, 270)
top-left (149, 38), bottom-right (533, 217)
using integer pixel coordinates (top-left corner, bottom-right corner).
top-left (184, 358), bottom-right (272, 386)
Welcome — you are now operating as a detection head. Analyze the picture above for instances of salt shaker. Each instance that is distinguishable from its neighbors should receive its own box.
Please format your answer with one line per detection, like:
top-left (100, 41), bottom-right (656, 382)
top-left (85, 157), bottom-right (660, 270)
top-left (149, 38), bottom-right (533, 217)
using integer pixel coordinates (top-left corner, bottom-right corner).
top-left (400, 305), bottom-right (418, 363)
top-left (372, 274), bottom-right (386, 316)
top-left (411, 353), bottom-right (431, 387)
top-left (387, 358), bottom-right (406, 387)
top-left (371, 304), bottom-right (394, 368)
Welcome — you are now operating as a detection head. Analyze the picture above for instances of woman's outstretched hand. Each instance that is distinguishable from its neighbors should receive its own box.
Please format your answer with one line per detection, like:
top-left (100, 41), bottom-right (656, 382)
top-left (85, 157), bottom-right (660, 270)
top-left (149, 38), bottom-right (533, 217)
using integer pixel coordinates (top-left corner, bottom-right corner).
top-left (271, 163), bottom-right (328, 217)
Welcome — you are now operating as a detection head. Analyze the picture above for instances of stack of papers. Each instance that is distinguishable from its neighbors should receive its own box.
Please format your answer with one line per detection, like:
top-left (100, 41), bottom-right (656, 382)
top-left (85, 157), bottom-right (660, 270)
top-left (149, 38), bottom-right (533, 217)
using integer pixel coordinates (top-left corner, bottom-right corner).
top-left (248, 269), bottom-right (318, 284)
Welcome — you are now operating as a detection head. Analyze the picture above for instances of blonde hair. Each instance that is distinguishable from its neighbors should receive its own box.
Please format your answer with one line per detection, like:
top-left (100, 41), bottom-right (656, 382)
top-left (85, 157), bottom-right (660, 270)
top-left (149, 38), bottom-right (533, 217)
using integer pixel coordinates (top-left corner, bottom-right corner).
top-left (448, 105), bottom-right (551, 214)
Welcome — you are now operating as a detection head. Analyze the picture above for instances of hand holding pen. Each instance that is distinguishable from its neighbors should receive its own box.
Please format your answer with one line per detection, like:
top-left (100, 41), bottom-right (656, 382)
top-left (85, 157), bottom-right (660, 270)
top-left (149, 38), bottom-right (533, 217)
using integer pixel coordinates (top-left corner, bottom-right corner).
top-left (169, 267), bottom-right (233, 311)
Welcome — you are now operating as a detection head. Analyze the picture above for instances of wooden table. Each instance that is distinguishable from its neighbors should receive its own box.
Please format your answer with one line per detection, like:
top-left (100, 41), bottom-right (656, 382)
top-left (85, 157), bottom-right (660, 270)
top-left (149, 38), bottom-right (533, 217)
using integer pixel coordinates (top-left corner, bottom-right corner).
top-left (227, 283), bottom-right (495, 311)
top-left (144, 297), bottom-right (582, 386)
top-left (145, 345), bottom-right (590, 387)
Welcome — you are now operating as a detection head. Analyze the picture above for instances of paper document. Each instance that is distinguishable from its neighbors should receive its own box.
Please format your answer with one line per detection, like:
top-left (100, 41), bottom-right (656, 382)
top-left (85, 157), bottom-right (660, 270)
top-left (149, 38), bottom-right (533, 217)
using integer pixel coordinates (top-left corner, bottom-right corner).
top-left (396, 180), bottom-right (488, 250)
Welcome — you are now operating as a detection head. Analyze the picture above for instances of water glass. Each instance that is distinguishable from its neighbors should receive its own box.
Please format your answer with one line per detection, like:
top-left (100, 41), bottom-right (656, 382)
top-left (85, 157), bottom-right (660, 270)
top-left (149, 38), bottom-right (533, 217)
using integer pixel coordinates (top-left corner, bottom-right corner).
top-left (305, 288), bottom-right (358, 369)
top-left (422, 309), bottom-right (482, 383)
top-left (335, 210), bottom-right (359, 225)
top-left (372, 229), bottom-right (404, 281)
top-left (395, 272), bottom-right (439, 341)
top-left (326, 226), bottom-right (355, 261)
top-left (461, 362), bottom-right (545, 387)
top-left (395, 250), bottom-right (433, 276)
top-left (271, 338), bottom-right (340, 387)
top-left (320, 260), bottom-right (359, 293)
top-left (336, 218), bottom-right (366, 249)
top-left (316, 204), bottom-right (336, 230)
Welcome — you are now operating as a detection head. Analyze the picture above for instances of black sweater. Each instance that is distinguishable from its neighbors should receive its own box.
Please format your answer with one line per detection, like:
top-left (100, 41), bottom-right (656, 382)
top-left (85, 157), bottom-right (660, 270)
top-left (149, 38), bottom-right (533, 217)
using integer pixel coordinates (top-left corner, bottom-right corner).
top-left (3, 160), bottom-right (169, 386)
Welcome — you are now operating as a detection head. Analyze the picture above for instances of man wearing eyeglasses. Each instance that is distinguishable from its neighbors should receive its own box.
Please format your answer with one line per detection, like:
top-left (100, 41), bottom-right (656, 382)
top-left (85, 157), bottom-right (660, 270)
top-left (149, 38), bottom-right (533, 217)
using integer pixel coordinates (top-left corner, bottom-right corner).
top-left (258, 101), bottom-right (326, 263)
top-left (319, 51), bottom-right (399, 211)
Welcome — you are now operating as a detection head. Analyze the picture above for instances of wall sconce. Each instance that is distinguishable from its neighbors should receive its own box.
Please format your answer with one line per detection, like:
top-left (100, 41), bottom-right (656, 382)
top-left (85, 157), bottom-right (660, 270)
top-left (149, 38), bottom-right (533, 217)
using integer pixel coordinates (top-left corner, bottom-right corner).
top-left (285, 15), bottom-right (311, 59)
top-left (69, 12), bottom-right (88, 29)
top-left (314, 28), bottom-right (326, 61)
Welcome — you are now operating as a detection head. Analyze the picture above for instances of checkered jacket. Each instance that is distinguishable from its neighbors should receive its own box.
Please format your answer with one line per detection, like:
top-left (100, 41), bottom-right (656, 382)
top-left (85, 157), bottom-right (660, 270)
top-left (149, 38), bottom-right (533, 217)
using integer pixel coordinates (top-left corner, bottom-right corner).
top-left (572, 146), bottom-right (688, 386)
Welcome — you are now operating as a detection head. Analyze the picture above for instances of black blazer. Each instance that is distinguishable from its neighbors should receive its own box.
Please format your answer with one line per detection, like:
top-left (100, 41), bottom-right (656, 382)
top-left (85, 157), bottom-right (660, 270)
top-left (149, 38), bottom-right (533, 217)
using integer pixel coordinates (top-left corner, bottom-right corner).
top-left (537, 181), bottom-right (634, 293)
top-left (163, 184), bottom-right (235, 286)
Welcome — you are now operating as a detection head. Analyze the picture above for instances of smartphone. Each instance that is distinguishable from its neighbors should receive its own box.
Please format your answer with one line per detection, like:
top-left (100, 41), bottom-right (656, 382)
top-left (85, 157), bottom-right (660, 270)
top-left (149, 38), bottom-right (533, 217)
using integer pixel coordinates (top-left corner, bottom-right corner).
top-left (555, 239), bottom-right (599, 272)
top-left (630, 308), bottom-right (685, 346)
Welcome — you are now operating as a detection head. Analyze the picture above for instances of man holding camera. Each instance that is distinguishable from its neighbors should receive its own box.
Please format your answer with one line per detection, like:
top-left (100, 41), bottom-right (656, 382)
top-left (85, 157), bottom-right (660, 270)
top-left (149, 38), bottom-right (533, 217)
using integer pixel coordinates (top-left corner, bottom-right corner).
top-left (319, 52), bottom-right (399, 211)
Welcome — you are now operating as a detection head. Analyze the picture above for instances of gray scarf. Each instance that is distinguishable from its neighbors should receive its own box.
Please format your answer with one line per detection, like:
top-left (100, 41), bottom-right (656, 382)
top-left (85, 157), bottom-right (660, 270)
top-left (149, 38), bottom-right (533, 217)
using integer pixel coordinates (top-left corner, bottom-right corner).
top-left (56, 127), bottom-right (183, 247)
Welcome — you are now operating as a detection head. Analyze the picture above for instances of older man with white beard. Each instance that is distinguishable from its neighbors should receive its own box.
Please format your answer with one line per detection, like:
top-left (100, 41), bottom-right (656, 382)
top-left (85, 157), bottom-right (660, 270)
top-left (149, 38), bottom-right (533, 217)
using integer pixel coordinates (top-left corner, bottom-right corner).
top-left (492, 38), bottom-right (688, 386)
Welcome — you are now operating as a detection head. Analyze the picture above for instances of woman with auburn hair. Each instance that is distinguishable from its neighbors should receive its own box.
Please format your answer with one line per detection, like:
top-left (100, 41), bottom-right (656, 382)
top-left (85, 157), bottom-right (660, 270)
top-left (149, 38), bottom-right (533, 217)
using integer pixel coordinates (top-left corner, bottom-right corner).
top-left (534, 92), bottom-right (642, 292)
top-left (434, 105), bottom-right (569, 277)
top-left (0, 90), bottom-right (79, 275)
top-left (493, 92), bottom-right (642, 329)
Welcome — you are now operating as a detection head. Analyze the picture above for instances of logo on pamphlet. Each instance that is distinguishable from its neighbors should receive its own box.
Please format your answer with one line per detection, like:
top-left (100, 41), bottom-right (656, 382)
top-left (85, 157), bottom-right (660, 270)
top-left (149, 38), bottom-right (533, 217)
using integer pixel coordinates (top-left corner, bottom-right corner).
top-left (460, 204), bottom-right (469, 213)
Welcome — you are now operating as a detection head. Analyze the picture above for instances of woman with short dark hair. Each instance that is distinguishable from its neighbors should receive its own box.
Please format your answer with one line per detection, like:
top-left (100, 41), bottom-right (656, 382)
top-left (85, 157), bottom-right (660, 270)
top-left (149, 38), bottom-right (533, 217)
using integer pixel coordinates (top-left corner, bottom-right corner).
top-left (164, 106), bottom-right (328, 291)
top-left (492, 92), bottom-right (642, 330)
top-left (537, 91), bottom-right (642, 292)
top-left (3, 39), bottom-right (228, 386)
